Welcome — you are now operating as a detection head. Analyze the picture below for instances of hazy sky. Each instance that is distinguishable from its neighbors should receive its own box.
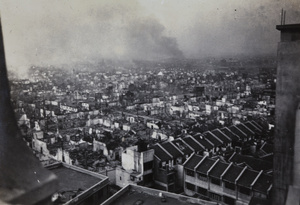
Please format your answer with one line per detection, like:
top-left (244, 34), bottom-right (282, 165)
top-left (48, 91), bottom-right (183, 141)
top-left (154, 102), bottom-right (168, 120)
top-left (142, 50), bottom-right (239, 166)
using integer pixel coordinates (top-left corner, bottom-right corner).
top-left (0, 0), bottom-right (300, 74)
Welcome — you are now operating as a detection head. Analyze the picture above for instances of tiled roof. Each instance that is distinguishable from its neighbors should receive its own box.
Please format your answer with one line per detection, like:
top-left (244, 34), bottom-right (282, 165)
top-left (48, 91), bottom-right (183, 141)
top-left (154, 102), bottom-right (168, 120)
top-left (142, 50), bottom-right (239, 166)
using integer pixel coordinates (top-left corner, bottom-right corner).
top-left (251, 121), bottom-right (263, 130)
top-left (182, 136), bottom-right (204, 152)
top-left (184, 154), bottom-right (203, 170)
top-left (229, 153), bottom-right (272, 171)
top-left (237, 169), bottom-right (260, 188)
top-left (172, 139), bottom-right (193, 155)
top-left (244, 122), bottom-right (262, 134)
top-left (161, 142), bottom-right (183, 159)
top-left (193, 134), bottom-right (214, 150)
top-left (211, 129), bottom-right (231, 143)
top-left (260, 143), bottom-right (273, 154)
top-left (252, 173), bottom-right (272, 193)
top-left (220, 127), bottom-right (240, 141)
top-left (236, 123), bottom-right (254, 137)
top-left (209, 160), bottom-right (230, 178)
top-left (153, 144), bottom-right (172, 162)
top-left (196, 157), bottom-right (216, 174)
top-left (203, 131), bottom-right (223, 147)
top-left (222, 164), bottom-right (244, 183)
top-left (229, 125), bottom-right (247, 140)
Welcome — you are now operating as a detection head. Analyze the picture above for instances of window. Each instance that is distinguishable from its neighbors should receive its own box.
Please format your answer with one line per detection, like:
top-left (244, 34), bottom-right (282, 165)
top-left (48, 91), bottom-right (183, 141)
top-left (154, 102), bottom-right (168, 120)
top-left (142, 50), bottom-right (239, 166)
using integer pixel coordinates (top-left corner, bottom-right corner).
top-left (225, 182), bottom-right (235, 190)
top-left (209, 192), bottom-right (221, 201)
top-left (198, 173), bottom-right (208, 181)
top-left (144, 161), bottom-right (153, 171)
top-left (211, 177), bottom-right (221, 186)
top-left (186, 182), bottom-right (195, 191)
top-left (186, 169), bottom-right (195, 177)
top-left (197, 187), bottom-right (207, 196)
top-left (239, 186), bottom-right (251, 195)
top-left (120, 176), bottom-right (122, 181)
top-left (223, 196), bottom-right (235, 205)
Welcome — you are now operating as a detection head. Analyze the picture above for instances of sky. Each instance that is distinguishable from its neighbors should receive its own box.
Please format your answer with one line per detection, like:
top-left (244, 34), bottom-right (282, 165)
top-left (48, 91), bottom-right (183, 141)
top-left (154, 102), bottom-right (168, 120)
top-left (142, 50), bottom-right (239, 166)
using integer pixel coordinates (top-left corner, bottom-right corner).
top-left (0, 0), bottom-right (300, 75)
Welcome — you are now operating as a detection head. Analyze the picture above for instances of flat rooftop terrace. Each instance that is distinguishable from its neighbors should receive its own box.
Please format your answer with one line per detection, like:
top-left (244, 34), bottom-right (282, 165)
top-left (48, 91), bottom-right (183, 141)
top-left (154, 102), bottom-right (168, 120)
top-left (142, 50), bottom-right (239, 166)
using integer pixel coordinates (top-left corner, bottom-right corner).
top-left (50, 166), bottom-right (99, 191)
top-left (103, 185), bottom-right (216, 205)
top-left (46, 162), bottom-right (109, 204)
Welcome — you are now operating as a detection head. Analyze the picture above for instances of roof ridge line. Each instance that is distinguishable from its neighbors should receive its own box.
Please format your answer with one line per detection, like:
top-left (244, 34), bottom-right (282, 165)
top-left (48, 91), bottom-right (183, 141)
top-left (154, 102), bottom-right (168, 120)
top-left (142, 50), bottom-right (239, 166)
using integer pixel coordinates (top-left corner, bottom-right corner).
top-left (207, 158), bottom-right (219, 175)
top-left (182, 152), bottom-right (195, 167)
top-left (220, 162), bottom-right (233, 180)
top-left (169, 141), bottom-right (184, 155)
top-left (194, 155), bottom-right (207, 171)
top-left (251, 170), bottom-right (263, 188)
top-left (157, 143), bottom-right (173, 159)
top-left (235, 166), bottom-right (248, 184)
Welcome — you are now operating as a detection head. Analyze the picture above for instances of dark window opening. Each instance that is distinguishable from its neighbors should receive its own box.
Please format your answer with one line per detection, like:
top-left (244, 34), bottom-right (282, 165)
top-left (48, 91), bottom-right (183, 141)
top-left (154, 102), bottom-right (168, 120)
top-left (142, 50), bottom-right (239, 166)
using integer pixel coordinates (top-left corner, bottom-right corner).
top-left (186, 182), bottom-right (195, 191)
top-left (143, 173), bottom-right (153, 183)
top-left (198, 173), bottom-right (207, 181)
top-left (211, 177), bottom-right (221, 186)
top-left (225, 182), bottom-right (235, 190)
top-left (209, 192), bottom-right (222, 201)
top-left (223, 195), bottom-right (235, 205)
top-left (239, 186), bottom-right (251, 195)
top-left (186, 169), bottom-right (195, 177)
top-left (197, 186), bottom-right (208, 196)
top-left (144, 161), bottom-right (153, 171)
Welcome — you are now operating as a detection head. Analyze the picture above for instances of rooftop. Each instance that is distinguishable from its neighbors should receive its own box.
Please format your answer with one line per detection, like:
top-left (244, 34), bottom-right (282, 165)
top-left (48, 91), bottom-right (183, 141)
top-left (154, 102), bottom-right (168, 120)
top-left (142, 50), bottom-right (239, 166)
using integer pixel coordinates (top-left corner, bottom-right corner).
top-left (222, 164), bottom-right (244, 183)
top-left (211, 129), bottom-right (231, 144)
top-left (46, 162), bottom-right (108, 204)
top-left (102, 184), bottom-right (217, 205)
top-left (209, 160), bottom-right (229, 178)
top-left (220, 127), bottom-right (240, 141)
top-left (196, 157), bottom-right (216, 174)
top-left (237, 169), bottom-right (259, 188)
top-left (182, 136), bottom-right (204, 151)
top-left (228, 125), bottom-right (247, 140)
top-left (203, 131), bottom-right (223, 147)
top-left (153, 144), bottom-right (172, 162)
top-left (161, 142), bottom-right (183, 159)
top-left (184, 154), bottom-right (203, 170)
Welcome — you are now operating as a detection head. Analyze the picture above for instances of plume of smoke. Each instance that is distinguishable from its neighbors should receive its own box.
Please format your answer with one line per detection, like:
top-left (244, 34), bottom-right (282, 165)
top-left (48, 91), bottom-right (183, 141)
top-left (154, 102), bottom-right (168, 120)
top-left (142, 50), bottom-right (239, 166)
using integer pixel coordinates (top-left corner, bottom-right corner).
top-left (0, 0), bottom-right (184, 77)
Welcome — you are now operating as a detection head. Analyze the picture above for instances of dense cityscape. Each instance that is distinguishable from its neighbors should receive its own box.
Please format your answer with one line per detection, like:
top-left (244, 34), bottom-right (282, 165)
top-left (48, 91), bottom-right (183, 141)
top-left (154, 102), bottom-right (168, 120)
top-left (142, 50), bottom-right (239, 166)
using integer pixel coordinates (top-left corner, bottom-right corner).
top-left (9, 56), bottom-right (277, 204)
top-left (1, 1), bottom-right (300, 205)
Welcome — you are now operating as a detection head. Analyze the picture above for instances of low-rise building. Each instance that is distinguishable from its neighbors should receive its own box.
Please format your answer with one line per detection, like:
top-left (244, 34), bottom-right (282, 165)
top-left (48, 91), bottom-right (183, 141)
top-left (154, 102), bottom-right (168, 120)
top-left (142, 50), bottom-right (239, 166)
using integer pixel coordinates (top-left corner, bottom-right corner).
top-left (116, 143), bottom-right (154, 188)
top-left (183, 154), bottom-right (272, 205)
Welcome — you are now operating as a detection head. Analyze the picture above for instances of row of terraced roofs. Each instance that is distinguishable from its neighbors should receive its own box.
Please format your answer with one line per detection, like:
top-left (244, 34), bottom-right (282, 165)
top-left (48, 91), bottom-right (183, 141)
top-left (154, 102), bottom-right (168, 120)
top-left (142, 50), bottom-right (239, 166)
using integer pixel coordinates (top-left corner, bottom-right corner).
top-left (153, 121), bottom-right (263, 161)
top-left (184, 154), bottom-right (272, 194)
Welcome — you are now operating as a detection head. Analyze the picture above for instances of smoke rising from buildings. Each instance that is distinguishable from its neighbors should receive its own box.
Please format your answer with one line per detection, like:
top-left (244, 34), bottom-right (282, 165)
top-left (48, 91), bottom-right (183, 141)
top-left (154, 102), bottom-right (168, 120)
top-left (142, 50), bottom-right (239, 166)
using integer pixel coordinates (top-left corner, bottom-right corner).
top-left (0, 0), bottom-right (300, 76)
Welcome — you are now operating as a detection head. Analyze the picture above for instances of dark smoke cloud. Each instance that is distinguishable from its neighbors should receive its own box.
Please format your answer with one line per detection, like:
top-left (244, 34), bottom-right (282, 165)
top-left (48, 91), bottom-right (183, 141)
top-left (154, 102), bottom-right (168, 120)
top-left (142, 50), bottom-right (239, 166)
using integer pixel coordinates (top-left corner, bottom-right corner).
top-left (125, 18), bottom-right (184, 60)
top-left (0, 0), bottom-right (183, 75)
top-left (1, 0), bottom-right (300, 76)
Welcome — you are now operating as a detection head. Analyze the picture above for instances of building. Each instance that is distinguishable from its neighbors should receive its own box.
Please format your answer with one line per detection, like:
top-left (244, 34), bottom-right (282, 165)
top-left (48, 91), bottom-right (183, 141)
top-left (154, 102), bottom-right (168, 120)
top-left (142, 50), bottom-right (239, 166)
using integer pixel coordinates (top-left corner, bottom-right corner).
top-left (116, 143), bottom-right (154, 188)
top-left (273, 24), bottom-right (300, 205)
top-left (46, 162), bottom-right (109, 205)
top-left (152, 141), bottom-right (186, 192)
top-left (183, 154), bottom-right (272, 205)
top-left (101, 184), bottom-right (217, 205)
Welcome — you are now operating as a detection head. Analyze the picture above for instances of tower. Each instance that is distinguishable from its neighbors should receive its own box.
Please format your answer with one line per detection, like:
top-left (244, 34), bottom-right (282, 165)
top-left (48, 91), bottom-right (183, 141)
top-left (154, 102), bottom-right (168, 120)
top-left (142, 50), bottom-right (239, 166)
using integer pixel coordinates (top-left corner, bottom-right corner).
top-left (273, 24), bottom-right (300, 204)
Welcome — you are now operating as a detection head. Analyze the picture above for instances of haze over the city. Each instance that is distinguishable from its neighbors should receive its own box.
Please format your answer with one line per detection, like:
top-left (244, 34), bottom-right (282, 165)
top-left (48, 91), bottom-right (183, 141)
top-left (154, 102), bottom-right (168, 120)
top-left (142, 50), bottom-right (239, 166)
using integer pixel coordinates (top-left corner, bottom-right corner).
top-left (1, 0), bottom-right (300, 75)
